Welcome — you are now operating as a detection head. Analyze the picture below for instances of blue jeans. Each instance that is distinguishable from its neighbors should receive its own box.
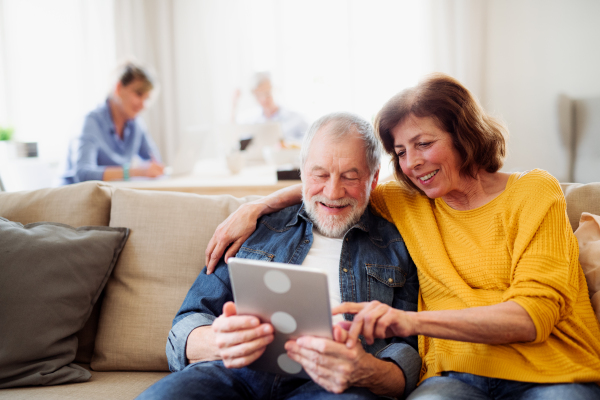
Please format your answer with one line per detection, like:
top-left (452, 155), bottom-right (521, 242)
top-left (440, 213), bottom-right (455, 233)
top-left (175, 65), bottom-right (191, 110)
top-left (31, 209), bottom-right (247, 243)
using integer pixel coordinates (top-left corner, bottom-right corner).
top-left (407, 372), bottom-right (600, 400)
top-left (136, 361), bottom-right (382, 400)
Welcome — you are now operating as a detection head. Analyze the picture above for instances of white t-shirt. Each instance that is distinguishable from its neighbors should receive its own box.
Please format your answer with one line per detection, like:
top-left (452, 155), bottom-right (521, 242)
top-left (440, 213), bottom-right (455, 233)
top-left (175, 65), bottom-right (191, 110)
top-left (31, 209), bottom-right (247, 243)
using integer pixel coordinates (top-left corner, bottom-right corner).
top-left (301, 228), bottom-right (345, 325)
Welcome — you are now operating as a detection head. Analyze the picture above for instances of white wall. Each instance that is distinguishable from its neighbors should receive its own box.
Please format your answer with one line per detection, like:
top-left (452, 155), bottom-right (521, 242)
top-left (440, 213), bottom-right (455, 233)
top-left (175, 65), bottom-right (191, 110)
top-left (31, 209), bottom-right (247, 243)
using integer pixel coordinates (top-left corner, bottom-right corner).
top-left (484, 0), bottom-right (600, 181)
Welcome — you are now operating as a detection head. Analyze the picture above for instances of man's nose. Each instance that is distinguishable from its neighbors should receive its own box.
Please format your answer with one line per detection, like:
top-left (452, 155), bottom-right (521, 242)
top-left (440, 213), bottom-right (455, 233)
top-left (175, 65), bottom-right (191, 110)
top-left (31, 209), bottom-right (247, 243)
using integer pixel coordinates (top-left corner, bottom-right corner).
top-left (323, 176), bottom-right (345, 200)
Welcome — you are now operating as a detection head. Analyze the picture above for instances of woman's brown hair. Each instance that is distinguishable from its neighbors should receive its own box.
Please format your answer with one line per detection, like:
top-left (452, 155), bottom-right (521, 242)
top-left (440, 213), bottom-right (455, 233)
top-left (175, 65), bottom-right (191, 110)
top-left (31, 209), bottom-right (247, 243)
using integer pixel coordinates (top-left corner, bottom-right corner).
top-left (117, 62), bottom-right (154, 93)
top-left (374, 72), bottom-right (507, 192)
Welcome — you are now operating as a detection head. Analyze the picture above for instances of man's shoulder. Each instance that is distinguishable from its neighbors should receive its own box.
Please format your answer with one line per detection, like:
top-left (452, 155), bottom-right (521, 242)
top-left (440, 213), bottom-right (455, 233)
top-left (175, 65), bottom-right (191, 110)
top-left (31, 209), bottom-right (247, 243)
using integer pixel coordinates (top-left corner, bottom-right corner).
top-left (257, 204), bottom-right (303, 229)
top-left (364, 207), bottom-right (402, 241)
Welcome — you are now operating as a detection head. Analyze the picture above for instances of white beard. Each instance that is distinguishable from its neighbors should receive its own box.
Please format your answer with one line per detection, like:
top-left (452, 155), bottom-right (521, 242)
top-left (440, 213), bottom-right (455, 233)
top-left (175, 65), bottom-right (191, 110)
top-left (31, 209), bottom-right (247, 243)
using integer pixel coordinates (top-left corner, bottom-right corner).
top-left (303, 192), bottom-right (369, 238)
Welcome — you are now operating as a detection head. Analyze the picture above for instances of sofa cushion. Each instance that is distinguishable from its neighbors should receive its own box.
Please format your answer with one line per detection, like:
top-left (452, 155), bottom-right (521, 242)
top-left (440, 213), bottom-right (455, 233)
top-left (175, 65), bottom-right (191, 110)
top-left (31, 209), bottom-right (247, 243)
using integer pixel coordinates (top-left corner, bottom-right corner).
top-left (0, 366), bottom-right (168, 400)
top-left (561, 182), bottom-right (600, 231)
top-left (0, 181), bottom-right (113, 227)
top-left (574, 212), bottom-right (600, 323)
top-left (0, 181), bottom-right (114, 363)
top-left (0, 218), bottom-right (129, 388)
top-left (91, 188), bottom-right (255, 371)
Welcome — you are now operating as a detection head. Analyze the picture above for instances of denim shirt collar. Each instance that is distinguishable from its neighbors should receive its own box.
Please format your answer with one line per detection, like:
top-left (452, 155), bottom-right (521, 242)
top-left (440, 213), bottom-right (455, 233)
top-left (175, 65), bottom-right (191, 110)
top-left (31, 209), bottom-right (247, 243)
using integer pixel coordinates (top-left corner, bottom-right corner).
top-left (103, 98), bottom-right (134, 141)
top-left (286, 202), bottom-right (383, 242)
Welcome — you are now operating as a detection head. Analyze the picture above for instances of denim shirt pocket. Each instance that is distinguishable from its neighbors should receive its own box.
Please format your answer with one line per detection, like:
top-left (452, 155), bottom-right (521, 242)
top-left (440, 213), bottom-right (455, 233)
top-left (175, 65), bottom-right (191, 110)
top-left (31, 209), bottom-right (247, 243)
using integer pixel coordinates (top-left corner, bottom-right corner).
top-left (365, 264), bottom-right (407, 304)
top-left (236, 246), bottom-right (276, 262)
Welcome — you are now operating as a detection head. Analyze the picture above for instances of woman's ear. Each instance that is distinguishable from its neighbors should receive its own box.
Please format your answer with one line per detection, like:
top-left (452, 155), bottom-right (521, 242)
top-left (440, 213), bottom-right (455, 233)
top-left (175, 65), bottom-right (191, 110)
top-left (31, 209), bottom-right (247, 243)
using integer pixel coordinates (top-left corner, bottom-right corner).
top-left (114, 81), bottom-right (124, 98)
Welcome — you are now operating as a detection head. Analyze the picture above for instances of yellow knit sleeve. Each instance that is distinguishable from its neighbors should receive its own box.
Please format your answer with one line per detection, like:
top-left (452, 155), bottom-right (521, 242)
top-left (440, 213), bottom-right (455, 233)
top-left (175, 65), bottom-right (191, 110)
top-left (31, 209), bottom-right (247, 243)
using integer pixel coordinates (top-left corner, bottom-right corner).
top-left (369, 182), bottom-right (394, 223)
top-left (502, 174), bottom-right (579, 343)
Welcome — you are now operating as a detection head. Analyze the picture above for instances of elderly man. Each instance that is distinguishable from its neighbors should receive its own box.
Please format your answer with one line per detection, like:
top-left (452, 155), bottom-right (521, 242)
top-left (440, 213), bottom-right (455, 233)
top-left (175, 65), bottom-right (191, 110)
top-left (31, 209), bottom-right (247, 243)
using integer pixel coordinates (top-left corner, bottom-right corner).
top-left (235, 72), bottom-right (308, 142)
top-left (137, 112), bottom-right (420, 400)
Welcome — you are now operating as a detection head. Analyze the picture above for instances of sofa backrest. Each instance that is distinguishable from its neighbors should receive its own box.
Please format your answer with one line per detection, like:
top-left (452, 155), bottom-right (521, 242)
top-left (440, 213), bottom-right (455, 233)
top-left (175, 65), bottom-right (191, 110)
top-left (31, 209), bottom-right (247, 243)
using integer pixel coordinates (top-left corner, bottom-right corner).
top-left (0, 181), bottom-right (113, 227)
top-left (561, 182), bottom-right (600, 231)
top-left (1, 180), bottom-right (599, 372)
top-left (0, 181), bottom-right (114, 363)
top-left (91, 188), bottom-right (258, 371)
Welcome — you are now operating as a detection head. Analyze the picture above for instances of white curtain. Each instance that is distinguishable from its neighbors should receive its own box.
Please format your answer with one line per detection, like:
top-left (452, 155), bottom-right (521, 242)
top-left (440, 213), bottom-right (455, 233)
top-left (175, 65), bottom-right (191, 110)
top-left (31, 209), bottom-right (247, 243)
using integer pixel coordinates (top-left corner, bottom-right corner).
top-left (169, 0), bottom-right (435, 160)
top-left (0, 0), bottom-right (116, 163)
top-left (427, 0), bottom-right (489, 104)
top-left (0, 0), bottom-right (481, 170)
top-left (113, 0), bottom-right (179, 164)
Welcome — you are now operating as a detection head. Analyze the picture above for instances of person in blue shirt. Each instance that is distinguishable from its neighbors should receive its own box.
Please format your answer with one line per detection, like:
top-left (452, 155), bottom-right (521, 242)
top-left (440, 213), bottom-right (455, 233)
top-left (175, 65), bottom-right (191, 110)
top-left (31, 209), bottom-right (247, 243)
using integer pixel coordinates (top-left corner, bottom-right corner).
top-left (137, 112), bottom-right (421, 400)
top-left (63, 62), bottom-right (164, 184)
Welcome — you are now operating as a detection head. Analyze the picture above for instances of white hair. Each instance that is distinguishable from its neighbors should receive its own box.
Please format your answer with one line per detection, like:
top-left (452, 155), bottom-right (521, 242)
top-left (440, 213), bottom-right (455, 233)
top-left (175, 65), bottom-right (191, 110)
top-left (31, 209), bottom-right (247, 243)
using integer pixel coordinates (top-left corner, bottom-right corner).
top-left (300, 112), bottom-right (382, 176)
top-left (250, 71), bottom-right (272, 91)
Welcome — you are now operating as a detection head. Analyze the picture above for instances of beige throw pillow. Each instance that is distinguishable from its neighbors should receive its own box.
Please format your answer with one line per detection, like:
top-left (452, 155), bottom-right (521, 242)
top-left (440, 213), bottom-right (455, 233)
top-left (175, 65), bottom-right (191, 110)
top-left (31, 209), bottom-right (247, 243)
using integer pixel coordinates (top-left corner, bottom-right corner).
top-left (91, 188), bottom-right (255, 371)
top-left (574, 212), bottom-right (600, 323)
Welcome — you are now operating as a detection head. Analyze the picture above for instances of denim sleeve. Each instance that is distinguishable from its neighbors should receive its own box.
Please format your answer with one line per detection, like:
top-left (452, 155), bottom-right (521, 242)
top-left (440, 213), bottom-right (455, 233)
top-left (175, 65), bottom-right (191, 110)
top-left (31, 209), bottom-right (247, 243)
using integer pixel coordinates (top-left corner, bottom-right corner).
top-left (377, 342), bottom-right (421, 398)
top-left (166, 263), bottom-right (233, 372)
top-left (74, 116), bottom-right (106, 182)
top-left (381, 254), bottom-right (421, 397)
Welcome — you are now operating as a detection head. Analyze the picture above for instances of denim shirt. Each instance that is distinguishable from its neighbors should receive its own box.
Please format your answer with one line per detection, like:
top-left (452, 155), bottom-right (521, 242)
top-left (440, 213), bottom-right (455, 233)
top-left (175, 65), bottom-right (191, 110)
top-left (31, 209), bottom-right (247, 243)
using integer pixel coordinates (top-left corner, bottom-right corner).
top-left (63, 99), bottom-right (161, 184)
top-left (167, 203), bottom-right (421, 394)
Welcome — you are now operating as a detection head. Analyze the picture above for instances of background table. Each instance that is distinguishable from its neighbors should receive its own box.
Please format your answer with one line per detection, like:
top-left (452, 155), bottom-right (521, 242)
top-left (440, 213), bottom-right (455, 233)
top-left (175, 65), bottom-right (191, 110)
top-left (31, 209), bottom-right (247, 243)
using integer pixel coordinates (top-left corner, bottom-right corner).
top-left (110, 157), bottom-right (301, 197)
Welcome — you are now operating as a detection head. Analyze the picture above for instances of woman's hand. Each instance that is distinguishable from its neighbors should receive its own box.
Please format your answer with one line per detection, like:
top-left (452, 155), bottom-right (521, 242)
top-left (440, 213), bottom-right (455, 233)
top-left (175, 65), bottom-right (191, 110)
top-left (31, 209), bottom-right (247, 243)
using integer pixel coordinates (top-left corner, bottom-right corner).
top-left (204, 183), bottom-right (303, 274)
top-left (333, 301), bottom-right (416, 348)
top-left (145, 160), bottom-right (164, 177)
top-left (204, 202), bottom-right (265, 273)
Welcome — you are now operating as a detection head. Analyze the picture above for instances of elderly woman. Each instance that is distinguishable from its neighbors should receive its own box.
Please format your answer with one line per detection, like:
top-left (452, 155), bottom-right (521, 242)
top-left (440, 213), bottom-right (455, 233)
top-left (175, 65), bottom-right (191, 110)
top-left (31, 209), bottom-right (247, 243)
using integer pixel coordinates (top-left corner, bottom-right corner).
top-left (204, 73), bottom-right (600, 399)
top-left (63, 62), bottom-right (164, 184)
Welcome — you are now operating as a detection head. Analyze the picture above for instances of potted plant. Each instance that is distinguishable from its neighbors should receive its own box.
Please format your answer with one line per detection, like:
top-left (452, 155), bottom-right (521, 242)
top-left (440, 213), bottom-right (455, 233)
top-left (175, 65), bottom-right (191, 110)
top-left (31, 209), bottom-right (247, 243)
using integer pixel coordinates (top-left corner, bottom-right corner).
top-left (0, 126), bottom-right (14, 141)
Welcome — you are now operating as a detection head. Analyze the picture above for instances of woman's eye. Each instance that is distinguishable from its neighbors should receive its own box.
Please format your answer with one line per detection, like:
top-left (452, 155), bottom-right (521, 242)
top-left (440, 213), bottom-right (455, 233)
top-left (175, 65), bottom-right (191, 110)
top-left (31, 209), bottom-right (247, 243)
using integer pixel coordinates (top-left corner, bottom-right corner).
top-left (418, 142), bottom-right (432, 147)
top-left (397, 151), bottom-right (405, 158)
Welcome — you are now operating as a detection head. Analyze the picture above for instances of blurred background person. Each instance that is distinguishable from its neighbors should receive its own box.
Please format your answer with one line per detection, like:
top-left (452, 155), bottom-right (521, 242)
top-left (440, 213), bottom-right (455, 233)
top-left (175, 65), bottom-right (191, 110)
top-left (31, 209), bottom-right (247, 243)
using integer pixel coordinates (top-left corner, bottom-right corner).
top-left (62, 62), bottom-right (164, 184)
top-left (233, 71), bottom-right (308, 144)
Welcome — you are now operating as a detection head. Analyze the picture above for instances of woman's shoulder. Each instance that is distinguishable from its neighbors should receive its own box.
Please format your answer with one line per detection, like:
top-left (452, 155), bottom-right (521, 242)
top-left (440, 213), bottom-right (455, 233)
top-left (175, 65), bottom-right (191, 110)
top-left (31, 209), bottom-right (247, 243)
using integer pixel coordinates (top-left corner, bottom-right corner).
top-left (502, 169), bottom-right (566, 216)
top-left (510, 169), bottom-right (563, 199)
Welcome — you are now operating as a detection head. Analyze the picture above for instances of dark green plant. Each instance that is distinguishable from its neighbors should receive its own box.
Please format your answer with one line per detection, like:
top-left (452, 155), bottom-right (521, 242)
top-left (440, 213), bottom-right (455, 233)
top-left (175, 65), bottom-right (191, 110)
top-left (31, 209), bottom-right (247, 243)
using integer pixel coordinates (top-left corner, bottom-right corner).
top-left (0, 126), bottom-right (14, 141)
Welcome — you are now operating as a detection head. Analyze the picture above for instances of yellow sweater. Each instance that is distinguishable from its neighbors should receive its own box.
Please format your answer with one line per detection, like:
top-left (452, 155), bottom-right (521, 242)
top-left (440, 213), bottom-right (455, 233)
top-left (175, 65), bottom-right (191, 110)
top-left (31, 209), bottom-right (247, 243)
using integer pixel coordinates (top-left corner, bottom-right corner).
top-left (370, 169), bottom-right (600, 384)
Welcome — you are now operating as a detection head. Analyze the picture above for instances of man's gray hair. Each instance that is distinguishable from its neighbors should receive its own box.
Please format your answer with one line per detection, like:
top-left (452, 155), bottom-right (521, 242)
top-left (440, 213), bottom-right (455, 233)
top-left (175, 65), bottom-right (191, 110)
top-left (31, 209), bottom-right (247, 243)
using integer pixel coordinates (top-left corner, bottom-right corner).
top-left (300, 112), bottom-right (382, 176)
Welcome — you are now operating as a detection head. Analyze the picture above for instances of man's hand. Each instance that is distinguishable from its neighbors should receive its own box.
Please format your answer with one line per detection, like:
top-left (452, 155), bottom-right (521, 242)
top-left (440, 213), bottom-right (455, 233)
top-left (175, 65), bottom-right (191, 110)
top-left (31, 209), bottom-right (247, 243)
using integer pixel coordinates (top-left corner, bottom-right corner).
top-left (212, 302), bottom-right (274, 368)
top-left (284, 325), bottom-right (381, 394)
top-left (333, 301), bottom-right (415, 348)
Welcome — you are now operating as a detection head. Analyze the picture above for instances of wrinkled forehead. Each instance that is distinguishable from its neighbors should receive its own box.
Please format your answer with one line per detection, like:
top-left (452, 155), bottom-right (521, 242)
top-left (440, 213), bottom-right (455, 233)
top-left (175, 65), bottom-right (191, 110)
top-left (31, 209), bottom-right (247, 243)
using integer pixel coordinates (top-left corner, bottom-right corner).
top-left (303, 128), bottom-right (369, 172)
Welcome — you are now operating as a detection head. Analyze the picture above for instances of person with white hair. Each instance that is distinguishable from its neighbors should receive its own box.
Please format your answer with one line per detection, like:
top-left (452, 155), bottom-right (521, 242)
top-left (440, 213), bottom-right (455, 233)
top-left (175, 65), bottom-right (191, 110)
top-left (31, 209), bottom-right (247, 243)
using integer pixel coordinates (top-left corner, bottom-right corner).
top-left (234, 72), bottom-right (309, 143)
top-left (137, 112), bottom-right (421, 399)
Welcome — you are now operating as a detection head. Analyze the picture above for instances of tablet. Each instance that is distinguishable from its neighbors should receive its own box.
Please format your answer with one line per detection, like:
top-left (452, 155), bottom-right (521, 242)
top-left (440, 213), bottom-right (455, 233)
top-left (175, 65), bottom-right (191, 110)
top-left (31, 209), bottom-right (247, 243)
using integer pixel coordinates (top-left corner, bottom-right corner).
top-left (228, 257), bottom-right (333, 378)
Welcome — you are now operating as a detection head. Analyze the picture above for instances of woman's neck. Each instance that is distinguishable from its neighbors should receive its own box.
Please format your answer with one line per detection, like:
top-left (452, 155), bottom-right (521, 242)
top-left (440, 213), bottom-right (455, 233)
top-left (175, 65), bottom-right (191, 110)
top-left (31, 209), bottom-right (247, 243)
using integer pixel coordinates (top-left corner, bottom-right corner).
top-left (107, 98), bottom-right (127, 139)
top-left (441, 170), bottom-right (511, 211)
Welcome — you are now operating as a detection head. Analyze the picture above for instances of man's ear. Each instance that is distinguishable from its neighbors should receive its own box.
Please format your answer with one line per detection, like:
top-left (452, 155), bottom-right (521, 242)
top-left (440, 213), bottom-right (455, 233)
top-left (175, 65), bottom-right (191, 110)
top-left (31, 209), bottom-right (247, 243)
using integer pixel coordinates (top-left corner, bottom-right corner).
top-left (371, 169), bottom-right (380, 190)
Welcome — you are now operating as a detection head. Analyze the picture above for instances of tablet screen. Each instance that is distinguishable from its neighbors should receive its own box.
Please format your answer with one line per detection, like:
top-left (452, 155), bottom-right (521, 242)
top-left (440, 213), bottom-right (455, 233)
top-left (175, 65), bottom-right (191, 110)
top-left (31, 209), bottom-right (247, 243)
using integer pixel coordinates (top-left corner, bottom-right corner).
top-left (228, 257), bottom-right (333, 378)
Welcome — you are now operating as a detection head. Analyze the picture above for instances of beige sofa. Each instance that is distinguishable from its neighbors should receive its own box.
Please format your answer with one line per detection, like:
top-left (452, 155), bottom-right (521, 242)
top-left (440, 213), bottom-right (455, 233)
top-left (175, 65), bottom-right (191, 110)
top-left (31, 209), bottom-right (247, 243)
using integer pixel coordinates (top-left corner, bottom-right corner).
top-left (0, 180), bottom-right (599, 400)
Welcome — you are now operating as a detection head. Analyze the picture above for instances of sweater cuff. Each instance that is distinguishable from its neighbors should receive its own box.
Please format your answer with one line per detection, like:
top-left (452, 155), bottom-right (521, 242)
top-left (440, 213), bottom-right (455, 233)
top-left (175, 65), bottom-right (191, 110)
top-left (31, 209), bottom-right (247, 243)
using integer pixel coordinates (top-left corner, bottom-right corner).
top-left (508, 297), bottom-right (560, 343)
top-left (377, 342), bottom-right (421, 397)
top-left (166, 313), bottom-right (215, 372)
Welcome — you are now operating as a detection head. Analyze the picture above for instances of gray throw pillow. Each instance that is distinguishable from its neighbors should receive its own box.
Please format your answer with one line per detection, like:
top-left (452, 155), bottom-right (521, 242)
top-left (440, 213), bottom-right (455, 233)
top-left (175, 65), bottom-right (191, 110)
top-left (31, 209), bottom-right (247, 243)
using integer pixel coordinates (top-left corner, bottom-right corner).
top-left (0, 217), bottom-right (129, 388)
